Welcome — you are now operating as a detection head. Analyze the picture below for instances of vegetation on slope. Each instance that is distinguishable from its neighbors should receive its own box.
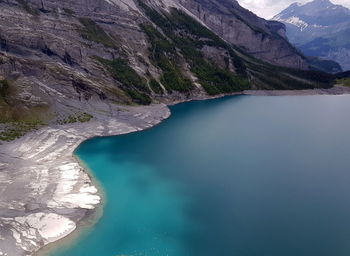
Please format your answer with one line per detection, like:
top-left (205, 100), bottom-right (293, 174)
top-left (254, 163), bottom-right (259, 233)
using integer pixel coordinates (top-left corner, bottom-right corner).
top-left (245, 59), bottom-right (334, 90)
top-left (0, 79), bottom-right (50, 141)
top-left (139, 1), bottom-right (249, 95)
top-left (336, 78), bottom-right (350, 87)
top-left (138, 1), bottom-right (333, 94)
top-left (149, 78), bottom-right (164, 95)
top-left (57, 112), bottom-right (93, 125)
top-left (95, 57), bottom-right (152, 105)
top-left (0, 121), bottom-right (43, 141)
top-left (78, 18), bottom-right (117, 49)
top-left (140, 24), bottom-right (194, 93)
top-left (0, 2), bottom-right (340, 141)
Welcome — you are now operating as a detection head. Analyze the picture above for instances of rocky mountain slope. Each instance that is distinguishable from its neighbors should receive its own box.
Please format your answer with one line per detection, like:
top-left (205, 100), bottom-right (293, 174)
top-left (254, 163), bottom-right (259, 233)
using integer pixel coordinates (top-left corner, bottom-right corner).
top-left (273, 0), bottom-right (350, 71)
top-left (178, 0), bottom-right (309, 69)
top-left (0, 0), bottom-right (335, 140)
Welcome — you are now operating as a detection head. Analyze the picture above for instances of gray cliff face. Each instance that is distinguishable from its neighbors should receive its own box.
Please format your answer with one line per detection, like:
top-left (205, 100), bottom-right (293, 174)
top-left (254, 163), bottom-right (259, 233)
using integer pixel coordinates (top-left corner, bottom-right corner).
top-left (0, 0), bottom-right (159, 129)
top-left (179, 0), bottom-right (308, 69)
top-left (0, 0), bottom-right (322, 129)
top-left (273, 0), bottom-right (350, 71)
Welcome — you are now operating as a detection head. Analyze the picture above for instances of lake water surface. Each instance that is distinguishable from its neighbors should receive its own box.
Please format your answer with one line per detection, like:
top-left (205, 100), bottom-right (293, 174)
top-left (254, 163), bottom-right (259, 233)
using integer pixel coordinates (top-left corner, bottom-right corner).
top-left (51, 95), bottom-right (350, 256)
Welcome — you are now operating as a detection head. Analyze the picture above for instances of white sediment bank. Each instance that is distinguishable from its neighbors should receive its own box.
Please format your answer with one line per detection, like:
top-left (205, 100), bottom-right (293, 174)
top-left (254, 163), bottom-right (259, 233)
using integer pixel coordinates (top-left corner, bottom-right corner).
top-left (0, 103), bottom-right (170, 256)
top-left (0, 85), bottom-right (350, 256)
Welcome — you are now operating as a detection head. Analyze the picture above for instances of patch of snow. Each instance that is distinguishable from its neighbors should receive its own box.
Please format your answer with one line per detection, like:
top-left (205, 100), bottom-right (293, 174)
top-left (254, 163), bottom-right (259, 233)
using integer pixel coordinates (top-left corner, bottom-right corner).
top-left (277, 16), bottom-right (309, 31)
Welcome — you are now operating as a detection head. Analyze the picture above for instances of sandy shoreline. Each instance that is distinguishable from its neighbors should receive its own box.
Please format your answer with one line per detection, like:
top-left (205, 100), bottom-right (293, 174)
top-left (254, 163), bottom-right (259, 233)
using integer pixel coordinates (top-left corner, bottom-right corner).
top-left (1, 86), bottom-right (350, 256)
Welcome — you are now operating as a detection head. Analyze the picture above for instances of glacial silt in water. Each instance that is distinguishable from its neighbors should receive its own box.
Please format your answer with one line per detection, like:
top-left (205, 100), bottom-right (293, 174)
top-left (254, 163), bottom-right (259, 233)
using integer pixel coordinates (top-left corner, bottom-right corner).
top-left (51, 95), bottom-right (350, 256)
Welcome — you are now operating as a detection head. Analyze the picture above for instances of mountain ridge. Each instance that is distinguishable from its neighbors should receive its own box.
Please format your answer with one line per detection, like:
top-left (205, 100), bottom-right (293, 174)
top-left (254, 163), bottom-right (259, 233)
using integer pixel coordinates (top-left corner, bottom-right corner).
top-left (273, 0), bottom-right (350, 70)
top-left (0, 0), bottom-right (334, 136)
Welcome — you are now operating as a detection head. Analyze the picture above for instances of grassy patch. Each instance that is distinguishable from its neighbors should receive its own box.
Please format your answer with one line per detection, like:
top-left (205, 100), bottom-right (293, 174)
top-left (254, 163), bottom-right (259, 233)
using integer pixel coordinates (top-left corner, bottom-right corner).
top-left (0, 120), bottom-right (43, 141)
top-left (0, 80), bottom-right (52, 141)
top-left (60, 115), bottom-right (78, 124)
top-left (57, 112), bottom-right (93, 125)
top-left (337, 78), bottom-right (350, 87)
top-left (78, 18), bottom-right (117, 48)
top-left (78, 112), bottom-right (93, 122)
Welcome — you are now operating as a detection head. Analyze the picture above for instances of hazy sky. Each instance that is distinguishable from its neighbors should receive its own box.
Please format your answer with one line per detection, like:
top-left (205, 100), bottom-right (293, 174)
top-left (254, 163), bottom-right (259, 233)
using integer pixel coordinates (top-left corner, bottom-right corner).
top-left (237, 0), bottom-right (350, 19)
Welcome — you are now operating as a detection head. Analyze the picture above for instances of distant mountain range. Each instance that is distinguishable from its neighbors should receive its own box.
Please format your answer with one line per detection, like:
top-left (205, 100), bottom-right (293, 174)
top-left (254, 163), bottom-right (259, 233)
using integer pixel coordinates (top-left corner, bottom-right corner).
top-left (273, 0), bottom-right (350, 71)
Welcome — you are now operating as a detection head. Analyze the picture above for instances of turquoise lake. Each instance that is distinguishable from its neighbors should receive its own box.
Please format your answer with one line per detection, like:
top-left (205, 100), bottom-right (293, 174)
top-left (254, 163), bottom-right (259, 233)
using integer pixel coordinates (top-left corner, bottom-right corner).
top-left (52, 95), bottom-right (350, 256)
